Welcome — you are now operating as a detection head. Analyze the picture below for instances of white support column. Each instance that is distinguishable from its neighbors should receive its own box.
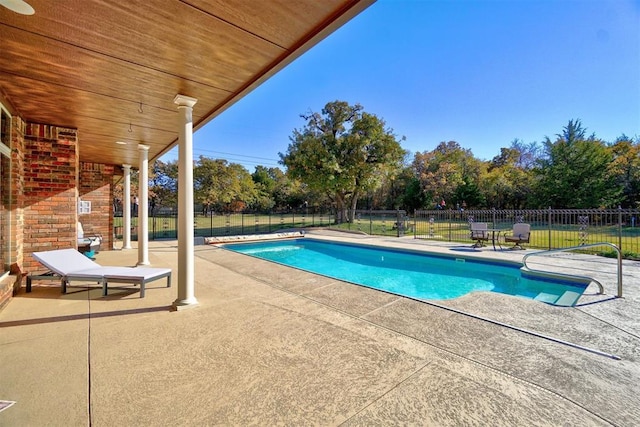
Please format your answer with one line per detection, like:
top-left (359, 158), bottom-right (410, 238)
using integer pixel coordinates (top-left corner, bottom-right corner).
top-left (172, 94), bottom-right (198, 310)
top-left (123, 164), bottom-right (132, 250)
top-left (137, 145), bottom-right (150, 266)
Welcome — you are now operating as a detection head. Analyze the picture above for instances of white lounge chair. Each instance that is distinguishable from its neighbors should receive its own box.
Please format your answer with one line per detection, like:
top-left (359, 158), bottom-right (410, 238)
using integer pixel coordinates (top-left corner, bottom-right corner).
top-left (28, 248), bottom-right (171, 297)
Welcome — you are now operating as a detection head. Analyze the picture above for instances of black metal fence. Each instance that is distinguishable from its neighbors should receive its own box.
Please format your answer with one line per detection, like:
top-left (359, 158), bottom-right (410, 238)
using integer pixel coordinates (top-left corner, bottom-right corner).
top-left (328, 210), bottom-right (410, 237)
top-left (115, 208), bottom-right (409, 240)
top-left (414, 208), bottom-right (640, 258)
top-left (114, 207), bottom-right (640, 258)
top-left (115, 208), bottom-right (336, 240)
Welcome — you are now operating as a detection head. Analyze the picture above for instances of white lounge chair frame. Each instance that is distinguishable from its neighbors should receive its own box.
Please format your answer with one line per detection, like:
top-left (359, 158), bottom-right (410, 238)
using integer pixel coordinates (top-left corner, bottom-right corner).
top-left (28, 248), bottom-right (171, 298)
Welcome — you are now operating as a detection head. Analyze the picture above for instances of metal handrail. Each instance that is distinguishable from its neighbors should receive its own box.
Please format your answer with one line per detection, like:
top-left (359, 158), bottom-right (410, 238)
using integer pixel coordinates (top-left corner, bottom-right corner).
top-left (522, 242), bottom-right (622, 298)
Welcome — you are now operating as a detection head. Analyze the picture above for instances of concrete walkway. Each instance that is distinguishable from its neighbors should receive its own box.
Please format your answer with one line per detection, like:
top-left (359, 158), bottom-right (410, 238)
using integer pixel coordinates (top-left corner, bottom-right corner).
top-left (1, 231), bottom-right (639, 426)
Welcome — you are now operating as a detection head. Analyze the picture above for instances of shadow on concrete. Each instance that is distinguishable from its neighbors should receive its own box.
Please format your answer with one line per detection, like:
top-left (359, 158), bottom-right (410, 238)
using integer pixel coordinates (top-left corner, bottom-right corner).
top-left (15, 283), bottom-right (168, 301)
top-left (574, 296), bottom-right (619, 307)
top-left (449, 246), bottom-right (483, 253)
top-left (0, 305), bottom-right (171, 328)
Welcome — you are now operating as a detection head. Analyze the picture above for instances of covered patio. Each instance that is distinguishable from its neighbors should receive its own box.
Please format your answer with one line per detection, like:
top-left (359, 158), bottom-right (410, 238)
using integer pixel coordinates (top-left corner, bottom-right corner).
top-left (0, 0), bottom-right (374, 308)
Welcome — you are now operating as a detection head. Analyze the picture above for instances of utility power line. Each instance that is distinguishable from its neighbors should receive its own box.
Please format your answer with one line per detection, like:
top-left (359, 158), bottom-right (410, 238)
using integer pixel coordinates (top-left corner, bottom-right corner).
top-left (193, 147), bottom-right (279, 162)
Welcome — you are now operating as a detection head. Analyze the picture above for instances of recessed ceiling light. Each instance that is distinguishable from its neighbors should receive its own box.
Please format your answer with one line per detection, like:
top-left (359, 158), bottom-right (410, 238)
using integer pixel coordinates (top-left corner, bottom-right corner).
top-left (115, 141), bottom-right (127, 145)
top-left (0, 0), bottom-right (35, 15)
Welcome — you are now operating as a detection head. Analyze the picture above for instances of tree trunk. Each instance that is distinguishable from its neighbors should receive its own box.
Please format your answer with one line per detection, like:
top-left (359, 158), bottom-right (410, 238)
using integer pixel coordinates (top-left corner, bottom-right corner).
top-left (348, 190), bottom-right (360, 223)
top-left (334, 193), bottom-right (348, 224)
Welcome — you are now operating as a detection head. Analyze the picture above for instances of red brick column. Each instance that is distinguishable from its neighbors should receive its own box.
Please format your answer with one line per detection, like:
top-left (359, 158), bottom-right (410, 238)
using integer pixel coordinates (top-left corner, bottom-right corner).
top-left (23, 124), bottom-right (78, 272)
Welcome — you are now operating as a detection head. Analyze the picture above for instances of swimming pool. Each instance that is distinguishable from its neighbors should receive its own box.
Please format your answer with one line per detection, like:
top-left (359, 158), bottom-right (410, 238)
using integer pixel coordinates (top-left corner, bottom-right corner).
top-left (223, 238), bottom-right (589, 306)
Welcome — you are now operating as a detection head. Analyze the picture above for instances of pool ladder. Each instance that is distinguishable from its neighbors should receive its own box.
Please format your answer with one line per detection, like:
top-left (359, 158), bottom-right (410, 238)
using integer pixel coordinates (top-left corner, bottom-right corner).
top-left (522, 242), bottom-right (622, 298)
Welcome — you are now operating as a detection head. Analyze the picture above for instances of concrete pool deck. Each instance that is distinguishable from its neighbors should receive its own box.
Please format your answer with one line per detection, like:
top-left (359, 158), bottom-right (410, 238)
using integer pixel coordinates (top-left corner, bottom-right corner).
top-left (1, 230), bottom-right (639, 426)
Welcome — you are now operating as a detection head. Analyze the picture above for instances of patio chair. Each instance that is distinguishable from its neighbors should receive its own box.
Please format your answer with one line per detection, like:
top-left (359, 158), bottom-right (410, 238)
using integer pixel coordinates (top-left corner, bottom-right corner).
top-left (503, 223), bottom-right (531, 250)
top-left (28, 248), bottom-right (171, 297)
top-left (470, 222), bottom-right (489, 248)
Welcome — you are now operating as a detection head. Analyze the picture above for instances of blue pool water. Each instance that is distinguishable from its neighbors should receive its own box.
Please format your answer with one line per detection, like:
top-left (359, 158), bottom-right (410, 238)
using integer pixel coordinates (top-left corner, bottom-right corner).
top-left (224, 239), bottom-right (589, 306)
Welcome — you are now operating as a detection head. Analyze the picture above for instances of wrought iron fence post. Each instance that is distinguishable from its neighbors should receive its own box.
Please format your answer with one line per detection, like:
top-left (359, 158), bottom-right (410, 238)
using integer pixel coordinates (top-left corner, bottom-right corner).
top-left (241, 212), bottom-right (244, 234)
top-left (548, 207), bottom-right (552, 250)
top-left (448, 209), bottom-right (452, 242)
top-left (369, 209), bottom-right (373, 235)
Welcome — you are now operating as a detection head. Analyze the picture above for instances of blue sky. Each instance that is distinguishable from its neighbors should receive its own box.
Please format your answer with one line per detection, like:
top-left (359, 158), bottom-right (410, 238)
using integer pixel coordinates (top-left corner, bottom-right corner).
top-left (163, 0), bottom-right (640, 170)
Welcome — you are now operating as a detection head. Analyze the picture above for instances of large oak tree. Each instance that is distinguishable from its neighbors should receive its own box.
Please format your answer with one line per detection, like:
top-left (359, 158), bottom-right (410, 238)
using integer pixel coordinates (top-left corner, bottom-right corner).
top-left (280, 101), bottom-right (405, 223)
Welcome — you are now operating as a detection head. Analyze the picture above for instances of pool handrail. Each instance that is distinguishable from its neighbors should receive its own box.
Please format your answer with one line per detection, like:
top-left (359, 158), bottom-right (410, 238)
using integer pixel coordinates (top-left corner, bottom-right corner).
top-left (522, 242), bottom-right (622, 298)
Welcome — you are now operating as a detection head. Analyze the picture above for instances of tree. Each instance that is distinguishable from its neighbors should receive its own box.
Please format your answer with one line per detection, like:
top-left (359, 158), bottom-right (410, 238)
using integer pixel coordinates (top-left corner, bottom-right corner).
top-left (194, 157), bottom-right (257, 213)
top-left (533, 119), bottom-right (622, 208)
top-left (280, 101), bottom-right (405, 223)
top-left (401, 174), bottom-right (426, 212)
top-left (251, 166), bottom-right (309, 211)
top-left (251, 166), bottom-right (277, 211)
top-left (388, 154), bottom-right (425, 211)
top-left (481, 140), bottom-right (538, 209)
top-left (149, 159), bottom-right (178, 212)
top-left (609, 135), bottom-right (640, 208)
top-left (411, 141), bottom-right (485, 209)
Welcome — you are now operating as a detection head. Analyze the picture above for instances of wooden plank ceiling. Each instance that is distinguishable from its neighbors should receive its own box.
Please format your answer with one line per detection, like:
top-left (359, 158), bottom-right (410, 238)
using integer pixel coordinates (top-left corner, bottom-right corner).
top-left (0, 0), bottom-right (373, 167)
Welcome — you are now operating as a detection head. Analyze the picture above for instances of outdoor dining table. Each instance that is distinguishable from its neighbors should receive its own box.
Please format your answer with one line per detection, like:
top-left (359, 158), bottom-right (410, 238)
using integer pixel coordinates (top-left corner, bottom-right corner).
top-left (486, 228), bottom-right (506, 251)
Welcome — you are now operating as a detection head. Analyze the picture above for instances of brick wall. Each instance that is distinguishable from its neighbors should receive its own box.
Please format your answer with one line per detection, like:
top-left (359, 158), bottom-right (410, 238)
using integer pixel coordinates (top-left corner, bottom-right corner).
top-left (22, 124), bottom-right (79, 272)
top-left (79, 162), bottom-right (115, 251)
top-left (0, 116), bottom-right (122, 310)
top-left (12, 122), bottom-right (120, 275)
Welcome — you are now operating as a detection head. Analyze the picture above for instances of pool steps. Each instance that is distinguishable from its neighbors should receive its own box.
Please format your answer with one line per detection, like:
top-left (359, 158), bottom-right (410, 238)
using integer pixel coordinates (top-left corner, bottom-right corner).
top-left (533, 290), bottom-right (582, 306)
top-left (522, 242), bottom-right (622, 299)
